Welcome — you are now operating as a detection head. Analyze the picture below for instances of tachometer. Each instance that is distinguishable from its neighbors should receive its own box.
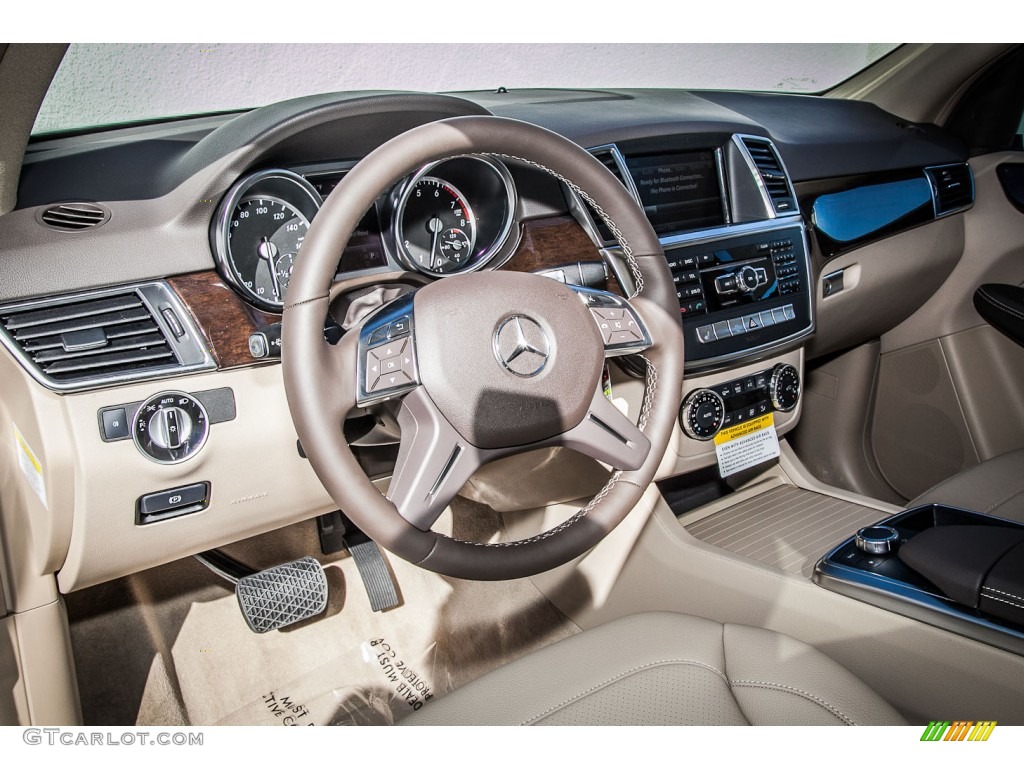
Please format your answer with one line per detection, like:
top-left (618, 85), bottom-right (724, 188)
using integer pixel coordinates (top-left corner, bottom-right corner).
top-left (390, 156), bottom-right (518, 277)
top-left (212, 169), bottom-right (322, 311)
top-left (396, 177), bottom-right (477, 274)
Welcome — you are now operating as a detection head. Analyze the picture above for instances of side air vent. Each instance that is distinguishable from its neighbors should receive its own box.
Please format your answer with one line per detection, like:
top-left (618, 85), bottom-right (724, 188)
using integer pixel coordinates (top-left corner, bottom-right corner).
top-left (925, 163), bottom-right (974, 217)
top-left (582, 145), bottom-right (636, 244)
top-left (37, 202), bottom-right (110, 232)
top-left (739, 136), bottom-right (796, 216)
top-left (0, 283), bottom-right (214, 391)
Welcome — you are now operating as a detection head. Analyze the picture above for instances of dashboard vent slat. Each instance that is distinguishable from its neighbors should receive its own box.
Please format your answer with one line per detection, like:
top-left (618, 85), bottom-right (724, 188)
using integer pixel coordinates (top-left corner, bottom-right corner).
top-left (38, 202), bottom-right (109, 232)
top-left (926, 163), bottom-right (975, 217)
top-left (0, 286), bottom-right (194, 386)
top-left (740, 136), bottom-right (797, 215)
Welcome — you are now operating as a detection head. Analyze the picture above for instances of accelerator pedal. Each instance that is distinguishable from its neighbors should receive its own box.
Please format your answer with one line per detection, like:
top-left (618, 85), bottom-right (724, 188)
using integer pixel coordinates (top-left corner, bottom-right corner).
top-left (318, 511), bottom-right (400, 613)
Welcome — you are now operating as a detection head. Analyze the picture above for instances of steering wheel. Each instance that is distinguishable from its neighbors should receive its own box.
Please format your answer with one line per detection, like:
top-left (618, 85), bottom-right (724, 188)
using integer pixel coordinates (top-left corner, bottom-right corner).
top-left (282, 116), bottom-right (684, 580)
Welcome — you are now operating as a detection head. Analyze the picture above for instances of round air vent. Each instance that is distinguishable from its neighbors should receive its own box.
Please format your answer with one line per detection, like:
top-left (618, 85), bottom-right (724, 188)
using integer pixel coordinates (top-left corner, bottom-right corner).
top-left (37, 201), bottom-right (110, 232)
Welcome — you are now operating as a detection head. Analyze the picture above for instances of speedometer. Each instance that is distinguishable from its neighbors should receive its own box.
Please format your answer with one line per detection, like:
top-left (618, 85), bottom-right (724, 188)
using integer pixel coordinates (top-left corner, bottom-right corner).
top-left (228, 196), bottom-right (309, 305)
top-left (212, 169), bottom-right (322, 311)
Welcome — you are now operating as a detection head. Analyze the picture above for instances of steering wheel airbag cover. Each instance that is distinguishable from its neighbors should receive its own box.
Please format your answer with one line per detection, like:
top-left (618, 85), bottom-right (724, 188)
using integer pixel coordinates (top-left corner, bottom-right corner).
top-left (414, 272), bottom-right (604, 449)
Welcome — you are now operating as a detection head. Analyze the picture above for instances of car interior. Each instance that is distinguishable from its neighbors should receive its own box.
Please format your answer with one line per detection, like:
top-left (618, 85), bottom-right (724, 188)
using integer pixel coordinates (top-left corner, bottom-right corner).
top-left (1, 42), bottom-right (1024, 727)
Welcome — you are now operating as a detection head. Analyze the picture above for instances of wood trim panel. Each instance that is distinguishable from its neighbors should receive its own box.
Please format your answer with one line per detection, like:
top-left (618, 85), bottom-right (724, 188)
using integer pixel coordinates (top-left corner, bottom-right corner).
top-left (169, 217), bottom-right (616, 368)
top-left (166, 272), bottom-right (279, 369)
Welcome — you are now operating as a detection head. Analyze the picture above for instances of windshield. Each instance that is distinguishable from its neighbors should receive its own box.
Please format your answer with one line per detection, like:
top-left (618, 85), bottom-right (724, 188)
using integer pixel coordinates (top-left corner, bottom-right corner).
top-left (33, 43), bottom-right (899, 136)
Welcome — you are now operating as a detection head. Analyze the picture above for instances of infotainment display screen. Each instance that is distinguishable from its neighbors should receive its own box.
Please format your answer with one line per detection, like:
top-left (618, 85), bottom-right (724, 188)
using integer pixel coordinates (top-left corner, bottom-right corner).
top-left (625, 151), bottom-right (725, 236)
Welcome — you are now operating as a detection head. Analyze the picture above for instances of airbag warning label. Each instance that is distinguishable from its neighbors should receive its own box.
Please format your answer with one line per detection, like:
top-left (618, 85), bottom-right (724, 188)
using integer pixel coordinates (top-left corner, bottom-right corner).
top-left (714, 413), bottom-right (779, 478)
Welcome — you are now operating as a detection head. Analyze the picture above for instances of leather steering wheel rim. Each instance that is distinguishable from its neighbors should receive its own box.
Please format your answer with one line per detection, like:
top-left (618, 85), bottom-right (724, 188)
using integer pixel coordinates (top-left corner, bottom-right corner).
top-left (282, 115), bottom-right (685, 580)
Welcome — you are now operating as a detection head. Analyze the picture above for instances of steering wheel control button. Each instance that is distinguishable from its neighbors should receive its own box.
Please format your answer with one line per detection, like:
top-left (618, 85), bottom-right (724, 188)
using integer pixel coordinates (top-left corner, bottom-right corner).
top-left (99, 407), bottom-right (130, 441)
top-left (493, 315), bottom-right (551, 377)
top-left (855, 525), bottom-right (901, 555)
top-left (136, 482), bottom-right (211, 525)
top-left (388, 316), bottom-right (411, 337)
top-left (131, 391), bottom-right (210, 464)
top-left (571, 285), bottom-right (651, 356)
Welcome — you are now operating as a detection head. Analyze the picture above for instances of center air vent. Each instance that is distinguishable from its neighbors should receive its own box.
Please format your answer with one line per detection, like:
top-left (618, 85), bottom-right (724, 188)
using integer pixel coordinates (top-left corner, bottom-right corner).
top-left (0, 283), bottom-right (214, 391)
top-left (738, 136), bottom-right (796, 216)
top-left (925, 163), bottom-right (975, 217)
top-left (37, 202), bottom-right (110, 232)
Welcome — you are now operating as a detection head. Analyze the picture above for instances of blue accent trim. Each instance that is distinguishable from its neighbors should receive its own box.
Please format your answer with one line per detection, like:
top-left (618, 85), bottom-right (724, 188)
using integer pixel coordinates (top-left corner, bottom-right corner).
top-left (813, 178), bottom-right (932, 243)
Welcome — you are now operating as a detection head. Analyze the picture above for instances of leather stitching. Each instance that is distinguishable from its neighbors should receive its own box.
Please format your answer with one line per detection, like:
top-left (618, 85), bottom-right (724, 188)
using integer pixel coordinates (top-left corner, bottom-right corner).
top-left (495, 153), bottom-right (646, 297)
top-left (521, 658), bottom-right (729, 725)
top-left (441, 356), bottom-right (658, 549)
top-left (977, 287), bottom-right (1024, 323)
top-left (982, 484), bottom-right (1024, 515)
top-left (980, 592), bottom-right (1024, 611)
top-left (981, 587), bottom-right (1024, 607)
top-left (282, 293), bottom-right (329, 311)
top-left (728, 680), bottom-right (856, 726)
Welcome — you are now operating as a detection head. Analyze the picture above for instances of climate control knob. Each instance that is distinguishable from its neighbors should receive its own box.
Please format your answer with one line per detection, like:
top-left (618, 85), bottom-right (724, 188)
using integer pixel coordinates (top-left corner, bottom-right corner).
top-left (768, 363), bottom-right (801, 412)
top-left (680, 388), bottom-right (727, 441)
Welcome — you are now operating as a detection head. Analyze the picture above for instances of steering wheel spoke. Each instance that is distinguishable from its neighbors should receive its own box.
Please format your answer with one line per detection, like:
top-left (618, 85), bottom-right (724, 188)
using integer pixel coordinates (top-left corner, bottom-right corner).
top-left (387, 387), bottom-right (485, 531)
top-left (558, 381), bottom-right (651, 471)
top-left (356, 293), bottom-right (420, 407)
top-left (568, 285), bottom-right (652, 358)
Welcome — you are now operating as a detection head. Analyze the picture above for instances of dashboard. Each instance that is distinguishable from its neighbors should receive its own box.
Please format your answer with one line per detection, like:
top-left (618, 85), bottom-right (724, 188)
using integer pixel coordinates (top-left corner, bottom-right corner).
top-left (0, 88), bottom-right (975, 594)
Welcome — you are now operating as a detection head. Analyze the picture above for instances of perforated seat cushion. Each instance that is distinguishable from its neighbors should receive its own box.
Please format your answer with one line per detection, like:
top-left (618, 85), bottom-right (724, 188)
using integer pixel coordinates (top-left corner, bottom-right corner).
top-left (400, 612), bottom-right (905, 726)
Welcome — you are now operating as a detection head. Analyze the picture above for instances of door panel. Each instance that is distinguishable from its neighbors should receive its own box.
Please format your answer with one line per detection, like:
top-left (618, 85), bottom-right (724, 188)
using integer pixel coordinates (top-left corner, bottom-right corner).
top-left (871, 152), bottom-right (1024, 498)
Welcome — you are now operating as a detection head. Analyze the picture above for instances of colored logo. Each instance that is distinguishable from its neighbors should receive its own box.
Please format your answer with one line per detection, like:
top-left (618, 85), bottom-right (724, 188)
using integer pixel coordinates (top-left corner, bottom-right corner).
top-left (920, 721), bottom-right (997, 741)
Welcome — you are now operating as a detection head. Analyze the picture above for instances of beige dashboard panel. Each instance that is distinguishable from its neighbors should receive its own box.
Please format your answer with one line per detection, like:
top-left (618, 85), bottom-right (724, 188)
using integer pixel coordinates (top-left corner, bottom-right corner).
top-left (55, 364), bottom-right (336, 592)
top-left (809, 215), bottom-right (964, 359)
top-left (0, 615), bottom-right (28, 725)
top-left (0, 349), bottom-right (71, 612)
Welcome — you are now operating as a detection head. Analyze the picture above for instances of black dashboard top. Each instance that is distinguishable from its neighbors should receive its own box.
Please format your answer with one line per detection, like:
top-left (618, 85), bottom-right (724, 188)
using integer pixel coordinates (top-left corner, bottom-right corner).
top-left (18, 88), bottom-right (967, 209)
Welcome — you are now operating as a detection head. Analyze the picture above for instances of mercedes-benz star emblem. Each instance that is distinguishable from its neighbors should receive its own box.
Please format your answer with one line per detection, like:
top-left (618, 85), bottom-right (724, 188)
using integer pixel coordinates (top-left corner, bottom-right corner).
top-left (493, 315), bottom-right (551, 377)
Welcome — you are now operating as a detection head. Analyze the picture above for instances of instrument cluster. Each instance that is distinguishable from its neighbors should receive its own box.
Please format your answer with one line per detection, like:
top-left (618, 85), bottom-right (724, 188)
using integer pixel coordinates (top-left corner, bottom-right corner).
top-left (211, 155), bottom-right (519, 311)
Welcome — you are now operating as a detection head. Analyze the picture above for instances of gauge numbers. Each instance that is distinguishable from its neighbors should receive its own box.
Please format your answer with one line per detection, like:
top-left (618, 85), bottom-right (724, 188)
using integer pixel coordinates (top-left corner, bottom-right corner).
top-left (228, 196), bottom-right (308, 305)
top-left (399, 177), bottom-right (477, 275)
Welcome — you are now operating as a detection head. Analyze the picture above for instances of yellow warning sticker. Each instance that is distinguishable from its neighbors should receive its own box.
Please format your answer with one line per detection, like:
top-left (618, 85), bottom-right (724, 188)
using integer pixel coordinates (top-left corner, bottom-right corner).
top-left (713, 413), bottom-right (780, 478)
top-left (714, 413), bottom-right (774, 445)
top-left (13, 423), bottom-right (47, 509)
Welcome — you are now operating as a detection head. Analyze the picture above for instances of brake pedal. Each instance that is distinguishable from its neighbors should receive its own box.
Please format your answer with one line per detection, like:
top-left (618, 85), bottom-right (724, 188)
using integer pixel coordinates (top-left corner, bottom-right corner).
top-left (234, 556), bottom-right (328, 633)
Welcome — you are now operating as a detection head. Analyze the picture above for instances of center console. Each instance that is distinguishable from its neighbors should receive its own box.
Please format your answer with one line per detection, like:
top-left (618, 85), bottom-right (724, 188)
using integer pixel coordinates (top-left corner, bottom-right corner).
top-left (816, 505), bottom-right (1024, 656)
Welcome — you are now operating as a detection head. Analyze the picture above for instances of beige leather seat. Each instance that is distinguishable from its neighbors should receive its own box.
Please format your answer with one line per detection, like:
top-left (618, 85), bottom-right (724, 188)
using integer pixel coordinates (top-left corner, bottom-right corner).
top-left (909, 449), bottom-right (1024, 522)
top-left (401, 612), bottom-right (905, 726)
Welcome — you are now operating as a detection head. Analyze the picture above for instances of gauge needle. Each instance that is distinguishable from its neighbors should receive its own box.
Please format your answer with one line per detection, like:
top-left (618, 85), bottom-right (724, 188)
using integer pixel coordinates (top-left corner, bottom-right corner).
top-left (258, 237), bottom-right (282, 298)
top-left (428, 216), bottom-right (444, 268)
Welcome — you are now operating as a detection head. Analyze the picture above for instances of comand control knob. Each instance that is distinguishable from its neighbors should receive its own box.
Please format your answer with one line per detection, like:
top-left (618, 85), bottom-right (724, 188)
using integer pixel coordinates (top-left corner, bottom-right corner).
top-left (736, 265), bottom-right (761, 293)
top-left (768, 363), bottom-right (801, 412)
top-left (855, 525), bottom-right (901, 555)
top-left (132, 391), bottom-right (209, 464)
top-left (680, 388), bottom-right (727, 441)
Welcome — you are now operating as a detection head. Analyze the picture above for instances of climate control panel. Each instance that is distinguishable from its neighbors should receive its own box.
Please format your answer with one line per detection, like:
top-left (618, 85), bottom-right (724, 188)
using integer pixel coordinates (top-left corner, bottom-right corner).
top-left (680, 363), bottom-right (800, 441)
